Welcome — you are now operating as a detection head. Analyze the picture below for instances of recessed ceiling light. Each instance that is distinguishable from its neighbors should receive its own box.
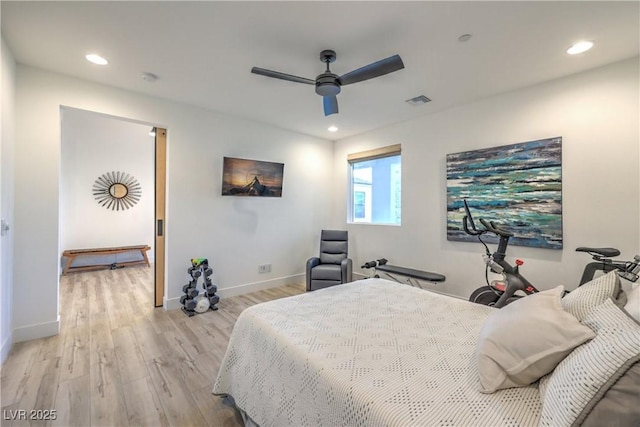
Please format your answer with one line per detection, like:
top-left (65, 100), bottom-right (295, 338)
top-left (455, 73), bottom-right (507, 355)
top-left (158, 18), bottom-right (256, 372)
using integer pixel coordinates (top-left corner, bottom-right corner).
top-left (328, 126), bottom-right (338, 132)
top-left (458, 34), bottom-right (472, 42)
top-left (85, 54), bottom-right (108, 65)
top-left (567, 41), bottom-right (594, 55)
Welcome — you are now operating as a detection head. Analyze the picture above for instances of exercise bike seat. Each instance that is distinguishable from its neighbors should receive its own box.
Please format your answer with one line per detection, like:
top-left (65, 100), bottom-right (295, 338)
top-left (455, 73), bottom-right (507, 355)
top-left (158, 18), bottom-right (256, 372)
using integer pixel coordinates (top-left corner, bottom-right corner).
top-left (576, 247), bottom-right (621, 258)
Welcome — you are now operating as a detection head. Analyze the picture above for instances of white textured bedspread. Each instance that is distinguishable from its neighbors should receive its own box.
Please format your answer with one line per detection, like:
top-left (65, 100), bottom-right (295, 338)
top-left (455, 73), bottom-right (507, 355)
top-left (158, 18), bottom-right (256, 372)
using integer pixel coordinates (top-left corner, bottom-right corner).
top-left (213, 278), bottom-right (541, 426)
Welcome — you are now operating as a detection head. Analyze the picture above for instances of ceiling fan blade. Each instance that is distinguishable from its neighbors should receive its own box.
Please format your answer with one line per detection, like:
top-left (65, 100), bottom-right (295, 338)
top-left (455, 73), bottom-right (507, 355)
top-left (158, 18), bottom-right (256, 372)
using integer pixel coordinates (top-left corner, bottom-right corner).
top-left (338, 54), bottom-right (405, 86)
top-left (251, 67), bottom-right (315, 85)
top-left (323, 96), bottom-right (338, 116)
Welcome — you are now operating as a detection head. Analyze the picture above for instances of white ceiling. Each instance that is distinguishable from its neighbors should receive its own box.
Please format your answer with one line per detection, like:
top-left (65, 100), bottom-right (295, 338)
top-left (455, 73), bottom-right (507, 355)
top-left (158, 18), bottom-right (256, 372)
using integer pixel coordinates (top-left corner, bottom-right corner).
top-left (2, 1), bottom-right (639, 140)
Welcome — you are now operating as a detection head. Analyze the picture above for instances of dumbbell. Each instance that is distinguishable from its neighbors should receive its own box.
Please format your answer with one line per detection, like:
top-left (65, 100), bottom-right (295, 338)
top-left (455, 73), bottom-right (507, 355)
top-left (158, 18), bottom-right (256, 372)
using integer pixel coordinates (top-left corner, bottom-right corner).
top-left (190, 269), bottom-right (202, 279)
top-left (182, 282), bottom-right (197, 293)
top-left (206, 284), bottom-right (217, 296)
top-left (183, 298), bottom-right (197, 311)
top-left (180, 294), bottom-right (196, 305)
top-left (182, 286), bottom-right (199, 299)
top-left (203, 267), bottom-right (213, 277)
top-left (203, 277), bottom-right (212, 287)
top-left (208, 295), bottom-right (220, 306)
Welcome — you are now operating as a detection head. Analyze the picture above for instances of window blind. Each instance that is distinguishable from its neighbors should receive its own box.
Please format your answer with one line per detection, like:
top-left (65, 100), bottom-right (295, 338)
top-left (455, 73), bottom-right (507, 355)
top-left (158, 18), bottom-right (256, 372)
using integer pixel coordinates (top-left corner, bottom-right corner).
top-left (347, 144), bottom-right (401, 164)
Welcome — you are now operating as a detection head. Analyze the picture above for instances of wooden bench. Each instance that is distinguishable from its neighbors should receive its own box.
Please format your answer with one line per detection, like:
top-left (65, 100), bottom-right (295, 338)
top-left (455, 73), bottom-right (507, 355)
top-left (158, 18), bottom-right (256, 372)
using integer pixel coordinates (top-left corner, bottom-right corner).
top-left (62, 245), bottom-right (151, 275)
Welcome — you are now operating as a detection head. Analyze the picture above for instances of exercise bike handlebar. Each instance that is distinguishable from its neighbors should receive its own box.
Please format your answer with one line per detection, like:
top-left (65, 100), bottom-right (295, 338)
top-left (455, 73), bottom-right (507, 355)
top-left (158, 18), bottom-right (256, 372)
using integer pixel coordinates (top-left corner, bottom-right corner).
top-left (462, 200), bottom-right (513, 238)
top-left (479, 218), bottom-right (513, 238)
top-left (462, 199), bottom-right (539, 308)
top-left (463, 216), bottom-right (482, 236)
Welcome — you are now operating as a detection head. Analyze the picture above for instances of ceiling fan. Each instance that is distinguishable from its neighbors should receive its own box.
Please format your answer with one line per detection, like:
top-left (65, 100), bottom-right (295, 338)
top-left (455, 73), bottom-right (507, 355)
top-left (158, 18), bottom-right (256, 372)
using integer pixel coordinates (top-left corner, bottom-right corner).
top-left (251, 49), bottom-right (405, 116)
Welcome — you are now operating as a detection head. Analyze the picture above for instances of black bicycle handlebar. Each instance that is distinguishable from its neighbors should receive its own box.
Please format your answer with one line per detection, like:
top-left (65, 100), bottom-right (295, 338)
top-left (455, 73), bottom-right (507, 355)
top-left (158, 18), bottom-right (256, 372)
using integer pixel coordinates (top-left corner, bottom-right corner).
top-left (462, 199), bottom-right (513, 238)
top-left (462, 198), bottom-right (538, 308)
top-left (479, 218), bottom-right (513, 238)
top-left (463, 216), bottom-right (482, 236)
top-left (463, 199), bottom-right (478, 231)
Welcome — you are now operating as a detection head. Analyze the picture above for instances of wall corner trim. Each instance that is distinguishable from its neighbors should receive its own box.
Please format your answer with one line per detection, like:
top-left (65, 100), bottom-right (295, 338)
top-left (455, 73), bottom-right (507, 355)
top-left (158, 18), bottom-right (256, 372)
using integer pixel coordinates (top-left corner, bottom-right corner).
top-left (1, 331), bottom-right (13, 365)
top-left (12, 316), bottom-right (60, 343)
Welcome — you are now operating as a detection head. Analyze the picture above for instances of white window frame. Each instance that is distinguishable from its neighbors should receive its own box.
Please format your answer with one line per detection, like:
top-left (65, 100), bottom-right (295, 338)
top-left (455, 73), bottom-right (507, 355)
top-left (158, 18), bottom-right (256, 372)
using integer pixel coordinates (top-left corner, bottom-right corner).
top-left (347, 144), bottom-right (402, 225)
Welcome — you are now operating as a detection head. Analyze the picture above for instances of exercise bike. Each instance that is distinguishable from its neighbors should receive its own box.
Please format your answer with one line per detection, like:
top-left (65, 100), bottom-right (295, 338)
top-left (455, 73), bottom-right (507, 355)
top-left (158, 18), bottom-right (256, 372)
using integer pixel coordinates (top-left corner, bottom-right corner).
top-left (575, 247), bottom-right (640, 285)
top-left (463, 199), bottom-right (640, 308)
top-left (463, 199), bottom-right (539, 308)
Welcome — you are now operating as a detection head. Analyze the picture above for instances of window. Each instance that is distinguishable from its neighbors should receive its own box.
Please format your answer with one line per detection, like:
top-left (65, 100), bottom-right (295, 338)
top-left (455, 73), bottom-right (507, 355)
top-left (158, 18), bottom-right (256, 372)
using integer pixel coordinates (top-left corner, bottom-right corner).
top-left (348, 145), bottom-right (401, 225)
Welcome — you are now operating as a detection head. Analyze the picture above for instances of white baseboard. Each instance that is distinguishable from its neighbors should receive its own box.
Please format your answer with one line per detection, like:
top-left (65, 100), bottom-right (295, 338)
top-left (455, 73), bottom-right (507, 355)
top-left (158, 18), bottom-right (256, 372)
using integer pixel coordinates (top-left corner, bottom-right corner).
top-left (12, 316), bottom-right (60, 343)
top-left (164, 273), bottom-right (305, 310)
top-left (164, 294), bottom-right (181, 311)
top-left (162, 273), bottom-right (305, 310)
top-left (218, 274), bottom-right (304, 298)
top-left (1, 331), bottom-right (13, 364)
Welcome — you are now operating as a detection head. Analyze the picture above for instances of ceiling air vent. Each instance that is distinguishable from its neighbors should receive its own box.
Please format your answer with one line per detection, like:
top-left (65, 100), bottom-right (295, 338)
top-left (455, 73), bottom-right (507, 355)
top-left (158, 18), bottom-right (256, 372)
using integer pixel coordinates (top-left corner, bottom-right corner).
top-left (405, 95), bottom-right (431, 106)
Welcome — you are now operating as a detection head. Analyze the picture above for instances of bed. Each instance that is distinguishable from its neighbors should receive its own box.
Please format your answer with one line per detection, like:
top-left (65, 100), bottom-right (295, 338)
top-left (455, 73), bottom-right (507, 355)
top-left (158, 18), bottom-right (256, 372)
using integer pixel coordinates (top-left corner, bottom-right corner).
top-left (213, 275), bottom-right (640, 427)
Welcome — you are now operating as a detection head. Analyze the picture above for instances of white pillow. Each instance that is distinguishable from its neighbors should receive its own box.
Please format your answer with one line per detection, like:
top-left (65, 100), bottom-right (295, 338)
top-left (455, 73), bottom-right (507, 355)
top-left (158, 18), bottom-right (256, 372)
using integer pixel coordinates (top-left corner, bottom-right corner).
top-left (625, 284), bottom-right (640, 322)
top-left (561, 270), bottom-right (621, 321)
top-left (476, 286), bottom-right (595, 393)
top-left (539, 298), bottom-right (640, 426)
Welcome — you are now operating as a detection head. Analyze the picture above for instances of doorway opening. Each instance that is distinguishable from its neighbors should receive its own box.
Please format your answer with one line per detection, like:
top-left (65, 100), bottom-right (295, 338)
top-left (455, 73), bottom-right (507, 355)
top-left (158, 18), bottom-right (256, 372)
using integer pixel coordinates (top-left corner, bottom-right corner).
top-left (60, 108), bottom-right (166, 306)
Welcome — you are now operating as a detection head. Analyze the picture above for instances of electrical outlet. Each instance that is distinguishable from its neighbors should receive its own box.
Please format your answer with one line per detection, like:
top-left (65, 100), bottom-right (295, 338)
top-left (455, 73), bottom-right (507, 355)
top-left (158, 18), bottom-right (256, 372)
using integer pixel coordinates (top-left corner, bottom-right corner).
top-left (258, 264), bottom-right (271, 274)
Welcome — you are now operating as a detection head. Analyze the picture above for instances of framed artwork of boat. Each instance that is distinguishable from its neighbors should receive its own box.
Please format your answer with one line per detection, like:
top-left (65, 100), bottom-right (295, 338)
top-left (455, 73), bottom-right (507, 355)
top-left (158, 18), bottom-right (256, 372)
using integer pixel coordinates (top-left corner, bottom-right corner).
top-left (221, 157), bottom-right (284, 197)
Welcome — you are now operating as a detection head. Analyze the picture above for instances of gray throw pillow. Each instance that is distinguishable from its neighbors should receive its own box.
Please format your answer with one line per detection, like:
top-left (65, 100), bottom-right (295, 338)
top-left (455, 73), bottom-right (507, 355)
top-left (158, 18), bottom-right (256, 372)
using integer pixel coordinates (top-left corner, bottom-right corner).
top-left (476, 286), bottom-right (595, 393)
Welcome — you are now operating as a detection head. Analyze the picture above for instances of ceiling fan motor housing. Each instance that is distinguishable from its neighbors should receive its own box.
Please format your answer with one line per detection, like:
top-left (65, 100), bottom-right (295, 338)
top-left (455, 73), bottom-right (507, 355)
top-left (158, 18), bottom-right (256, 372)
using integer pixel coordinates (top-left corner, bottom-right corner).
top-left (251, 48), bottom-right (404, 116)
top-left (315, 73), bottom-right (341, 96)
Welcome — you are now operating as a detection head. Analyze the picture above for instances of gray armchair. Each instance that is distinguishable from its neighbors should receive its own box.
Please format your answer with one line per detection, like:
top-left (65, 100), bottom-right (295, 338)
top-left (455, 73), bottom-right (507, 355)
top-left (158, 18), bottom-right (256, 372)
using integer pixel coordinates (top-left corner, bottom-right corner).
top-left (306, 230), bottom-right (353, 291)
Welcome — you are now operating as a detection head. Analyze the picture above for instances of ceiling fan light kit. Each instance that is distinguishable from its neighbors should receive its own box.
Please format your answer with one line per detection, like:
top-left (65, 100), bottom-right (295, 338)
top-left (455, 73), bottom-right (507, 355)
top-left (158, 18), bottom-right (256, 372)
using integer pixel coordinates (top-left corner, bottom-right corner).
top-left (251, 49), bottom-right (404, 117)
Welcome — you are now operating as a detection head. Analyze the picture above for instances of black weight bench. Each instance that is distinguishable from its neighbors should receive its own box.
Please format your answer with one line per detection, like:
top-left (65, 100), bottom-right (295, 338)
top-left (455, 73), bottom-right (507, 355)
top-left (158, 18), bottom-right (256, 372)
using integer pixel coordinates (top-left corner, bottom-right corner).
top-left (362, 259), bottom-right (445, 288)
top-left (375, 264), bottom-right (446, 283)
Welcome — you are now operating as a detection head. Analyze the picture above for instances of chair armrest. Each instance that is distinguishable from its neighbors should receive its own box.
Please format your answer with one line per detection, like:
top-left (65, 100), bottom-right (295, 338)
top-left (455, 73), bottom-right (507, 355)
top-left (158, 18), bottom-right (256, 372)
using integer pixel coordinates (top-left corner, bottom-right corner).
top-left (307, 257), bottom-right (321, 271)
top-left (306, 257), bottom-right (321, 291)
top-left (341, 258), bottom-right (353, 283)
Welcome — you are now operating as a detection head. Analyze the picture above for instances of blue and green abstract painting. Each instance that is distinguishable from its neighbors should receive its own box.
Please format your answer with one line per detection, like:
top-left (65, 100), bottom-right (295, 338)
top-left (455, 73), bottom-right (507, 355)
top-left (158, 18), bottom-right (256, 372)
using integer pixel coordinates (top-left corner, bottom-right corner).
top-left (446, 137), bottom-right (562, 249)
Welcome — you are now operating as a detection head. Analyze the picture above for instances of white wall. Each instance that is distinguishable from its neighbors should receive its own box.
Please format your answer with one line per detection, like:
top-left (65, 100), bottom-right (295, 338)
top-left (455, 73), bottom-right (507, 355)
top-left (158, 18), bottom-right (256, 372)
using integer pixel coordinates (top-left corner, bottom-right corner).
top-left (333, 58), bottom-right (640, 298)
top-left (1, 37), bottom-right (16, 362)
top-left (12, 57), bottom-right (638, 343)
top-left (60, 109), bottom-right (155, 263)
top-left (13, 65), bottom-right (333, 341)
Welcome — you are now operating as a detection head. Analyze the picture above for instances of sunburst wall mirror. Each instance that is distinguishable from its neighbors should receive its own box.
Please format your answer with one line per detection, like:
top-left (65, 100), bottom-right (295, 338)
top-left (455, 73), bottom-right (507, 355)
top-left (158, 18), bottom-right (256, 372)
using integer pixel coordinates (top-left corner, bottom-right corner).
top-left (93, 171), bottom-right (142, 211)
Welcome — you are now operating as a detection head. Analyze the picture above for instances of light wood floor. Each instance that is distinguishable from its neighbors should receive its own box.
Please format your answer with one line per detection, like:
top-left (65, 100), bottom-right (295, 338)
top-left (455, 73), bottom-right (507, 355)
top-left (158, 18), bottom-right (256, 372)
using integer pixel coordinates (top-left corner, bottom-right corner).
top-left (1, 266), bottom-right (305, 426)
